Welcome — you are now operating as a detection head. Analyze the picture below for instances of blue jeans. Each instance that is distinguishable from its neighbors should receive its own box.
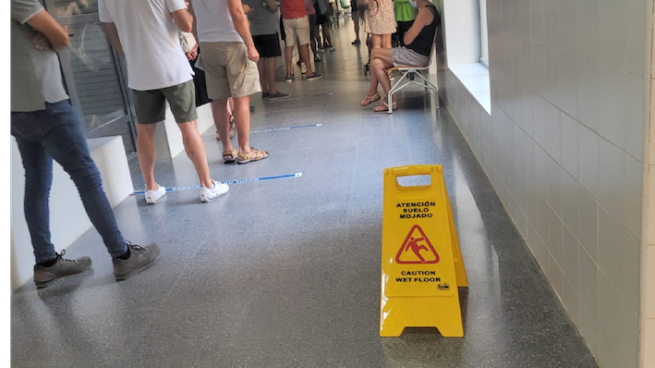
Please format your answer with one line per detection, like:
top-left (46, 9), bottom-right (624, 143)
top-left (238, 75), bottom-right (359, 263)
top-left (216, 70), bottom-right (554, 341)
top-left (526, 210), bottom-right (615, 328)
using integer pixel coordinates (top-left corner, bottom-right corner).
top-left (11, 101), bottom-right (127, 264)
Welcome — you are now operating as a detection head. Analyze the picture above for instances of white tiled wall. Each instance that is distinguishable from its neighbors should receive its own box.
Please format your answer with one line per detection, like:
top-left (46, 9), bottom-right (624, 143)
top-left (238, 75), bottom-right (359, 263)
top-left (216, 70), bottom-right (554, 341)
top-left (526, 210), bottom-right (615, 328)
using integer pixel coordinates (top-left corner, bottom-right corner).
top-left (439, 0), bottom-right (650, 366)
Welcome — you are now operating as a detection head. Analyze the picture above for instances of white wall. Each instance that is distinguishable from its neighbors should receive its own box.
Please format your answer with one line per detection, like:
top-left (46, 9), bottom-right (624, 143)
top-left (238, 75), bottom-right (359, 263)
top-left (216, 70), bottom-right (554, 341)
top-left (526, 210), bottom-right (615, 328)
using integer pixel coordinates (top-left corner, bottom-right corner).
top-left (10, 136), bottom-right (133, 290)
top-left (442, 0), bottom-right (480, 66)
top-left (161, 103), bottom-right (215, 159)
top-left (439, 0), bottom-right (649, 366)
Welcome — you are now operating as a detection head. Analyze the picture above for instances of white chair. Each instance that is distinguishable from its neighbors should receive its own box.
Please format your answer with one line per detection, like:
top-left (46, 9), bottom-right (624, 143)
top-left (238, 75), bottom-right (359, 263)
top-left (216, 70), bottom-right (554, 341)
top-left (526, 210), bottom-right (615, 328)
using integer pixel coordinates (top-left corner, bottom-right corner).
top-left (385, 32), bottom-right (439, 114)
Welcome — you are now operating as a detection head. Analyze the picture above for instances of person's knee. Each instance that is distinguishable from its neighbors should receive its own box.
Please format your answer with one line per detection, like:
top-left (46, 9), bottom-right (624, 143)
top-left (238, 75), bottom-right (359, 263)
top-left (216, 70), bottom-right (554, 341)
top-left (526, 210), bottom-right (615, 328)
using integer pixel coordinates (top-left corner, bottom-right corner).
top-left (137, 124), bottom-right (157, 138)
top-left (371, 58), bottom-right (384, 70)
top-left (177, 121), bottom-right (199, 137)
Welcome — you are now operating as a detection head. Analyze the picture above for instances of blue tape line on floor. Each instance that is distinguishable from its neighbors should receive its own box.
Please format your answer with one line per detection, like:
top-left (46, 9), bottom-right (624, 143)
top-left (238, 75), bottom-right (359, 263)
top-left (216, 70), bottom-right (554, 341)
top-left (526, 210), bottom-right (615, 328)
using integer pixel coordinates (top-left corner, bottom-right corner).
top-left (265, 92), bottom-right (333, 102)
top-left (132, 172), bottom-right (302, 195)
top-left (250, 124), bottom-right (322, 134)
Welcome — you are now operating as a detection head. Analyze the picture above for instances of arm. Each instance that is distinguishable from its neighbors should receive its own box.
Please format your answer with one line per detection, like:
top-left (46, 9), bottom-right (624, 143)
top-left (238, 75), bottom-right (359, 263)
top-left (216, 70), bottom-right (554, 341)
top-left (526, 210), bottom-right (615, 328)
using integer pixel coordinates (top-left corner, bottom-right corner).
top-left (101, 22), bottom-right (124, 56)
top-left (227, 0), bottom-right (259, 62)
top-left (403, 6), bottom-right (431, 46)
top-left (186, 1), bottom-right (200, 45)
top-left (265, 0), bottom-right (278, 12)
top-left (171, 8), bottom-right (194, 33)
top-left (26, 10), bottom-right (69, 52)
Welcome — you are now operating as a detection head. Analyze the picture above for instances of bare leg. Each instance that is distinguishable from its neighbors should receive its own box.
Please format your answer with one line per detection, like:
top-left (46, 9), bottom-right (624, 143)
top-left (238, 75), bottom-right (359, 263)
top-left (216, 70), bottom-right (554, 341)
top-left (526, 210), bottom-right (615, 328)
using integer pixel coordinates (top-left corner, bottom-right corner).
top-left (265, 58), bottom-right (278, 94)
top-left (285, 46), bottom-right (293, 78)
top-left (310, 31), bottom-right (318, 59)
top-left (315, 25), bottom-right (323, 48)
top-left (371, 47), bottom-right (393, 65)
top-left (257, 58), bottom-right (268, 94)
top-left (372, 58), bottom-right (393, 96)
top-left (382, 33), bottom-right (392, 48)
top-left (233, 96), bottom-right (253, 153)
top-left (372, 34), bottom-right (382, 49)
top-left (354, 17), bottom-right (360, 41)
top-left (136, 123), bottom-right (158, 190)
top-left (299, 44), bottom-right (314, 75)
top-left (322, 26), bottom-right (333, 46)
top-left (177, 121), bottom-right (213, 188)
top-left (214, 98), bottom-right (233, 140)
top-left (212, 99), bottom-right (234, 152)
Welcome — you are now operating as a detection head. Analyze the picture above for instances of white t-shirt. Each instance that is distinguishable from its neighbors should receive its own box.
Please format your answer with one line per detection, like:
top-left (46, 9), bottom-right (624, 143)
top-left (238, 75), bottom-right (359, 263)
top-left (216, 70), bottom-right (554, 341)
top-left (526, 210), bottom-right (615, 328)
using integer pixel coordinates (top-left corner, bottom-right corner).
top-left (99, 0), bottom-right (194, 91)
top-left (191, 0), bottom-right (243, 43)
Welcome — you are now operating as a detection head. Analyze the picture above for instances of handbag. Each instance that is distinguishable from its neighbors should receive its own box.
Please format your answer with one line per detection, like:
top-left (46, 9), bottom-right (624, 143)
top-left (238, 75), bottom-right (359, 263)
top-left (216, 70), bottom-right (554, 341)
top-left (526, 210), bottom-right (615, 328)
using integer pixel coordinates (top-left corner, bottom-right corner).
top-left (179, 31), bottom-right (197, 54)
top-left (356, 0), bottom-right (369, 10)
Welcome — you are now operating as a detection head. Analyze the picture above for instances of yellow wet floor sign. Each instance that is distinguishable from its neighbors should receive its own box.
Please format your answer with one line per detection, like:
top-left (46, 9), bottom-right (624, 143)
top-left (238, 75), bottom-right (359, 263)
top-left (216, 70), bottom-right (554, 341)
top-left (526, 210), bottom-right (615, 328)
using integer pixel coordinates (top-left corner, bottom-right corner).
top-left (380, 165), bottom-right (468, 337)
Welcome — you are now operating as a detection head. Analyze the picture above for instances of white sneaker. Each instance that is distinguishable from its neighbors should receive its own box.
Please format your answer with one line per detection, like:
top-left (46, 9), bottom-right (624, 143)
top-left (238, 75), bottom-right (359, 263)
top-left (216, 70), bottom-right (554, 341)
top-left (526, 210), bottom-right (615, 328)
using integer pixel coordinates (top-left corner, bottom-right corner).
top-left (301, 63), bottom-right (307, 75)
top-left (145, 185), bottom-right (166, 205)
top-left (200, 180), bottom-right (229, 203)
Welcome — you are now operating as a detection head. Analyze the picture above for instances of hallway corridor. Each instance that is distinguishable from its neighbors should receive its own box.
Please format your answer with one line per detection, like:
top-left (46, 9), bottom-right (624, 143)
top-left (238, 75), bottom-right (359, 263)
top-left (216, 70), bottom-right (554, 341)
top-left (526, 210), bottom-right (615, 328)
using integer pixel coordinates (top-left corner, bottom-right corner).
top-left (11, 25), bottom-right (599, 368)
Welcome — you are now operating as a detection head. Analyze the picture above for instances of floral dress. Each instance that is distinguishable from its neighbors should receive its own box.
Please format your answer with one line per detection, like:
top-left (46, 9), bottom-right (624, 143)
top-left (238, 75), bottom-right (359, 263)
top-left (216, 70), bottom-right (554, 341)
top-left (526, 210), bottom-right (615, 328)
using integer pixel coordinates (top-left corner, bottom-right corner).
top-left (365, 0), bottom-right (397, 35)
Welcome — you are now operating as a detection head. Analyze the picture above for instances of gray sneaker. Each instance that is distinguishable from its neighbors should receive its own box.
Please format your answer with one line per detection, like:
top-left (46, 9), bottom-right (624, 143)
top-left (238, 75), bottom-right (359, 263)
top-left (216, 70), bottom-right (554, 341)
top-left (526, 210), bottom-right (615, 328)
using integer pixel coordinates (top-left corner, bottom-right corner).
top-left (113, 243), bottom-right (161, 281)
top-left (33, 250), bottom-right (92, 289)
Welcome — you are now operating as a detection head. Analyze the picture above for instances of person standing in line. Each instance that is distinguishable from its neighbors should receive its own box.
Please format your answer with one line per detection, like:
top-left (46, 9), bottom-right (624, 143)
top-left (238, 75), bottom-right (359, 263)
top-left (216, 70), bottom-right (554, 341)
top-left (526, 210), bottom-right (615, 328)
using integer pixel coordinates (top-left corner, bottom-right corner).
top-left (350, 0), bottom-right (363, 45)
top-left (314, 0), bottom-right (335, 51)
top-left (11, 0), bottom-right (160, 287)
top-left (243, 0), bottom-right (291, 100)
top-left (280, 0), bottom-right (322, 82)
top-left (100, 0), bottom-right (229, 204)
top-left (188, 0), bottom-right (270, 164)
top-left (365, 0), bottom-right (397, 49)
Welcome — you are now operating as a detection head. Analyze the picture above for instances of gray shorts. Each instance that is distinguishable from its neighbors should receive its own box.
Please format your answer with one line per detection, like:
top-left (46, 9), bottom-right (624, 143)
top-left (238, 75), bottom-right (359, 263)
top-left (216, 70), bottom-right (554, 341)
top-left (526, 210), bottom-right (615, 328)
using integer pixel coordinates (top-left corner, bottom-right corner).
top-left (391, 46), bottom-right (429, 67)
top-left (131, 80), bottom-right (197, 124)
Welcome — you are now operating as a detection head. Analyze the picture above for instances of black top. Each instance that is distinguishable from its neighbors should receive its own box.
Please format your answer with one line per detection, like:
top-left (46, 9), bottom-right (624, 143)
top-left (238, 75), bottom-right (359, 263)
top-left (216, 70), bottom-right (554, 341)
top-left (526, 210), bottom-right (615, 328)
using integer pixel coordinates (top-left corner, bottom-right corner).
top-left (406, 5), bottom-right (440, 57)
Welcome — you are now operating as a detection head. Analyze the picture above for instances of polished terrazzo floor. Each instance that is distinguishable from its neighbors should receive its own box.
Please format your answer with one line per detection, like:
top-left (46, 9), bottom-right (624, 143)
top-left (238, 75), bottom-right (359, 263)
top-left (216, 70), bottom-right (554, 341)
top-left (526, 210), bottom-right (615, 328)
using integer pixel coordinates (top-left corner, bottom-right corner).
top-left (11, 21), bottom-right (598, 368)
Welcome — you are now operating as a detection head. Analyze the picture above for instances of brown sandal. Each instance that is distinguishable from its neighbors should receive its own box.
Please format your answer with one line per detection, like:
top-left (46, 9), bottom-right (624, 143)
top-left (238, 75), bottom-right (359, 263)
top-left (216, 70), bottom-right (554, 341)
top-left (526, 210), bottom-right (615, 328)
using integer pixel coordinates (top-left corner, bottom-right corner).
top-left (360, 93), bottom-right (381, 106)
top-left (223, 149), bottom-right (238, 163)
top-left (237, 147), bottom-right (269, 164)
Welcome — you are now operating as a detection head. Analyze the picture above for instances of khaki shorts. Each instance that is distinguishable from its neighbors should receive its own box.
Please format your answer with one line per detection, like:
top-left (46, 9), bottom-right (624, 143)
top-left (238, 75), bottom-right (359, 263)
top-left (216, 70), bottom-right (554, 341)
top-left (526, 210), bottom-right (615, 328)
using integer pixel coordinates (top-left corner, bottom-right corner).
top-left (131, 80), bottom-right (197, 124)
top-left (283, 16), bottom-right (311, 47)
top-left (199, 42), bottom-right (261, 100)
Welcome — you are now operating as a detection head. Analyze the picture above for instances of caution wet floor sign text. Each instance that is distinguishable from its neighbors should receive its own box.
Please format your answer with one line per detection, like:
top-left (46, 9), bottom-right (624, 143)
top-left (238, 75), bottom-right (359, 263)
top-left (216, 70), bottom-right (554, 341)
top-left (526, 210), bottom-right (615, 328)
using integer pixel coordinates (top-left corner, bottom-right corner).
top-left (380, 165), bottom-right (468, 337)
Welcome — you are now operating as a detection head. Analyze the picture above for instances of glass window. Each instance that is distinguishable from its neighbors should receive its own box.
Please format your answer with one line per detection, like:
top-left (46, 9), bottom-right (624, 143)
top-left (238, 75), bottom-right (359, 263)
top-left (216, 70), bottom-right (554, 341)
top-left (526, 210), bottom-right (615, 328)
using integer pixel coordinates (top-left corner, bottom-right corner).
top-left (479, 0), bottom-right (489, 67)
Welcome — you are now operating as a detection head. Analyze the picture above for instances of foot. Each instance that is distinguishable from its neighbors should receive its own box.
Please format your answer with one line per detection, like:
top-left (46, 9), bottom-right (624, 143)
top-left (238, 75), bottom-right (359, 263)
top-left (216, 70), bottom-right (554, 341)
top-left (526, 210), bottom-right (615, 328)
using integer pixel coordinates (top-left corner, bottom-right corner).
top-left (237, 147), bottom-right (269, 164)
top-left (223, 148), bottom-right (238, 164)
top-left (300, 63), bottom-right (307, 74)
top-left (285, 75), bottom-right (293, 83)
top-left (112, 243), bottom-right (160, 281)
top-left (262, 92), bottom-right (270, 99)
top-left (352, 39), bottom-right (361, 45)
top-left (373, 100), bottom-right (397, 112)
top-left (145, 184), bottom-right (166, 205)
top-left (306, 73), bottom-right (323, 81)
top-left (328, 46), bottom-right (336, 52)
top-left (360, 92), bottom-right (381, 106)
top-left (268, 91), bottom-right (291, 100)
top-left (200, 180), bottom-right (230, 202)
top-left (314, 56), bottom-right (322, 62)
top-left (34, 250), bottom-right (92, 289)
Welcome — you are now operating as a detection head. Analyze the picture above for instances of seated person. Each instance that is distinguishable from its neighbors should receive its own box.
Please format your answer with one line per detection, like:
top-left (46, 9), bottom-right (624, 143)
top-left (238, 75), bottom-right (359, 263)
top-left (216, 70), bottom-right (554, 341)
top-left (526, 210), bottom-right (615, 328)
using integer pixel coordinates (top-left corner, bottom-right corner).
top-left (360, 0), bottom-right (439, 112)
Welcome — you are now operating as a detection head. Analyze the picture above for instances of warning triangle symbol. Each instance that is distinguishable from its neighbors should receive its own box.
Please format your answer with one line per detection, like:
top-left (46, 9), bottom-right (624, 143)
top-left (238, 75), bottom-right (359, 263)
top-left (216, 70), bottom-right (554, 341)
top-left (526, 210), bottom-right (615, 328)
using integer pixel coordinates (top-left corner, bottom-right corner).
top-left (396, 225), bottom-right (440, 264)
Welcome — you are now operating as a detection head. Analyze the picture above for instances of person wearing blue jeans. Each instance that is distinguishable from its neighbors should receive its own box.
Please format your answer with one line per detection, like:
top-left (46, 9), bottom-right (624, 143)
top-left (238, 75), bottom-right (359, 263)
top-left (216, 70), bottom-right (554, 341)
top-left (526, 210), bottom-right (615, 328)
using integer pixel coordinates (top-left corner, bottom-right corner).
top-left (11, 0), bottom-right (160, 288)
